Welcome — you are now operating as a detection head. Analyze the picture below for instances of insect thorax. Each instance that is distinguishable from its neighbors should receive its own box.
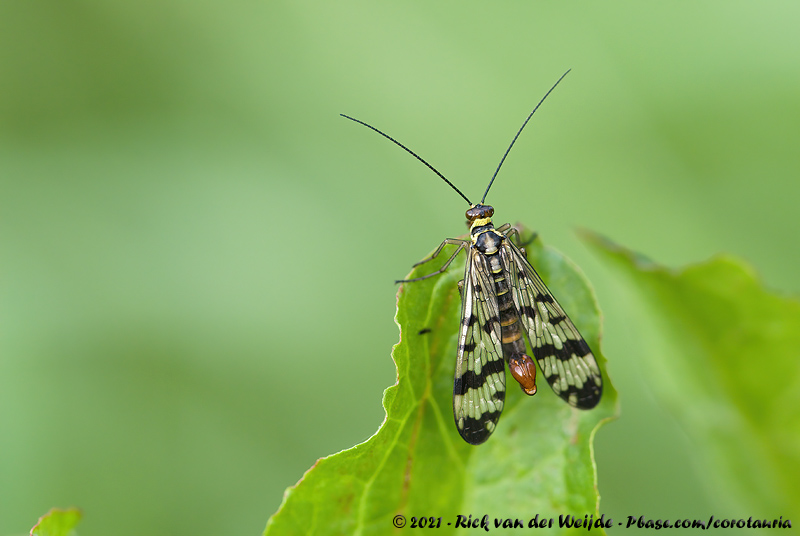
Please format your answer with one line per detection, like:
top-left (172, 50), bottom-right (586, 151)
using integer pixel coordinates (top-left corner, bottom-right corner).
top-left (471, 223), bottom-right (504, 255)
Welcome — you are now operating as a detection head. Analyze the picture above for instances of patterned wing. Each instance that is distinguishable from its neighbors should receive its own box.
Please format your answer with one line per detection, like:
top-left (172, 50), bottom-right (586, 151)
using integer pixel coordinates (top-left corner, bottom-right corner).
top-left (452, 249), bottom-right (507, 444)
top-left (503, 239), bottom-right (602, 409)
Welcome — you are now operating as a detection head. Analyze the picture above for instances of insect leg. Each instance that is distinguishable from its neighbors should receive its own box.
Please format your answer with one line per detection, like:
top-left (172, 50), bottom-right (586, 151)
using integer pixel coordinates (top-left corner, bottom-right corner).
top-left (410, 238), bottom-right (469, 268)
top-left (502, 226), bottom-right (538, 249)
top-left (396, 239), bottom-right (468, 283)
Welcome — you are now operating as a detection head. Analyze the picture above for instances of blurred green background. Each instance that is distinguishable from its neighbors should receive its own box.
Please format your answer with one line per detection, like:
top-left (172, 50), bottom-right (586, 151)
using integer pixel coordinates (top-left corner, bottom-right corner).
top-left (2, 2), bottom-right (799, 535)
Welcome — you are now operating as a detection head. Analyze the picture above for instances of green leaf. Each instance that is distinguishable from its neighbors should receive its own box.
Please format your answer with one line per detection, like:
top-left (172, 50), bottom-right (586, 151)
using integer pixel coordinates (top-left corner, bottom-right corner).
top-left (265, 229), bottom-right (617, 535)
top-left (583, 231), bottom-right (800, 519)
top-left (29, 508), bottom-right (82, 536)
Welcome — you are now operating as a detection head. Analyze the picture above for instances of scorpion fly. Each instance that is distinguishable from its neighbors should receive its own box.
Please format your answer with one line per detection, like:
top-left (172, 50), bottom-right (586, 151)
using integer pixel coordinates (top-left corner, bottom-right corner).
top-left (341, 71), bottom-right (602, 444)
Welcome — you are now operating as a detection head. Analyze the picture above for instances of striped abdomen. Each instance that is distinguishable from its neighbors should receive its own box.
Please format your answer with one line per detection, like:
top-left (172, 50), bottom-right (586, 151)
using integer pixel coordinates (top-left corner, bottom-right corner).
top-left (487, 254), bottom-right (526, 360)
top-left (475, 229), bottom-right (538, 395)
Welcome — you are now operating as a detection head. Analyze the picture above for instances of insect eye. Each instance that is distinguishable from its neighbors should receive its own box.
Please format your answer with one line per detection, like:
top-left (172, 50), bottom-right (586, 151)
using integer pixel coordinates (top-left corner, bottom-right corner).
top-left (466, 205), bottom-right (494, 220)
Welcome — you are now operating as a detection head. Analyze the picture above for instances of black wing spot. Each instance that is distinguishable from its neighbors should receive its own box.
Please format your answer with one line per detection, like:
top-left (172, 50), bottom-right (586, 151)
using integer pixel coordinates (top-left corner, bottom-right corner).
top-left (520, 305), bottom-right (538, 320)
top-left (453, 359), bottom-right (505, 395)
top-left (532, 342), bottom-right (559, 359)
top-left (570, 338), bottom-right (592, 357)
top-left (460, 341), bottom-right (477, 353)
top-left (453, 375), bottom-right (466, 396)
top-left (569, 380), bottom-right (603, 409)
top-left (459, 413), bottom-right (502, 445)
top-left (482, 356), bottom-right (505, 376)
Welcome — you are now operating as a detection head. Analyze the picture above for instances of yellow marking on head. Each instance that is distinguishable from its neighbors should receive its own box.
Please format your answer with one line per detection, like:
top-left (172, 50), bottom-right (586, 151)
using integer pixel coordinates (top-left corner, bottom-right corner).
top-left (470, 217), bottom-right (492, 229)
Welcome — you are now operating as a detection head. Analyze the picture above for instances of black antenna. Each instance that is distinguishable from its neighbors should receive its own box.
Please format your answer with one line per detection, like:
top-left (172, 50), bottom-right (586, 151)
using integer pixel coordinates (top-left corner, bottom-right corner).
top-left (480, 69), bottom-right (571, 204)
top-left (340, 113), bottom-right (473, 205)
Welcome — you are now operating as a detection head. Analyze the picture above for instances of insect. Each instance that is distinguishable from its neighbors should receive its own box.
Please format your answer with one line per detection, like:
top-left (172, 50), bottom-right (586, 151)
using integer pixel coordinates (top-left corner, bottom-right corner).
top-left (341, 71), bottom-right (602, 444)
